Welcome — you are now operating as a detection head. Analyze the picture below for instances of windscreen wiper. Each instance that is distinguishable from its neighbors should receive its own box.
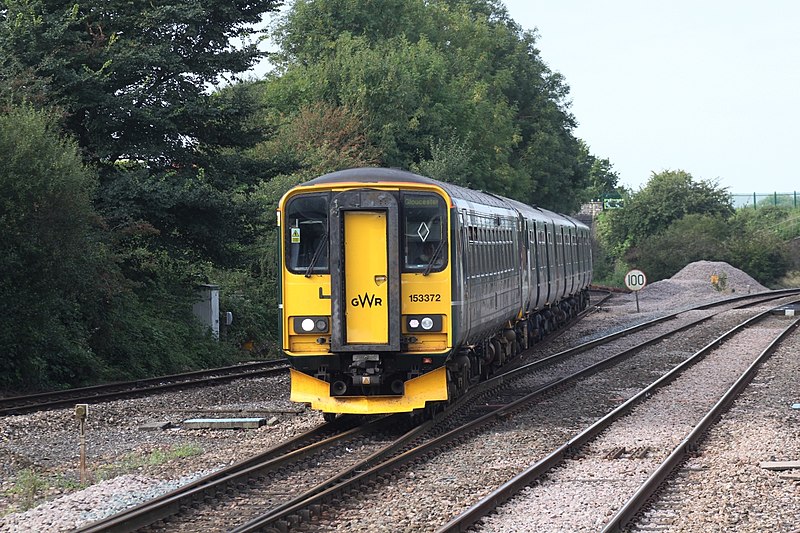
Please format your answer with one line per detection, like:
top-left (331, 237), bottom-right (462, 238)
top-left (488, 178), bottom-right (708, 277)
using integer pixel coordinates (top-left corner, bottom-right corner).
top-left (423, 240), bottom-right (445, 276)
top-left (304, 231), bottom-right (329, 277)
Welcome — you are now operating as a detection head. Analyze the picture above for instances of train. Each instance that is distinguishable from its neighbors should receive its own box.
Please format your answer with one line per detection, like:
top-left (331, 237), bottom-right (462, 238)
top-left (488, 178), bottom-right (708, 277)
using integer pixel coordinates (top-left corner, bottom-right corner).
top-left (277, 167), bottom-right (592, 419)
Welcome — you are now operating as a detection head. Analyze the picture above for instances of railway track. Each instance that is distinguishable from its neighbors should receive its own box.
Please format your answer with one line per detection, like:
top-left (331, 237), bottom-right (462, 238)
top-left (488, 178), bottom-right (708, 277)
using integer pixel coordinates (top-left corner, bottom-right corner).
top-left (230, 292), bottom-right (800, 532)
top-left (440, 296), bottom-right (800, 532)
top-left (0, 359), bottom-right (289, 416)
top-left (73, 290), bottom-right (800, 532)
top-left (75, 411), bottom-right (432, 532)
top-left (69, 293), bottom-right (612, 532)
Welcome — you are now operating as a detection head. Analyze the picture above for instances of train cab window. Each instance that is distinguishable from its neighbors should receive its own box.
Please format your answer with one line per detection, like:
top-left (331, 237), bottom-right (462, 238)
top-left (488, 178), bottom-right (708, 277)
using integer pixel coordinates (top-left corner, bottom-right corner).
top-left (402, 193), bottom-right (447, 272)
top-left (285, 194), bottom-right (329, 275)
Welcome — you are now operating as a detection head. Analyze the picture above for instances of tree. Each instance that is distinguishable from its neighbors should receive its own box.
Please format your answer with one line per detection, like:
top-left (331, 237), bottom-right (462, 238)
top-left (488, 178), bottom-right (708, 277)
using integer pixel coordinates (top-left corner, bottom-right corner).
top-left (0, 107), bottom-right (107, 389)
top-left (263, 0), bottom-right (587, 212)
top-left (1, 0), bottom-right (280, 265)
top-left (577, 140), bottom-right (621, 201)
top-left (0, 2), bottom-right (281, 389)
top-left (597, 170), bottom-right (734, 258)
top-left (724, 207), bottom-right (792, 285)
top-left (1, 0), bottom-right (279, 167)
top-left (627, 214), bottom-right (730, 281)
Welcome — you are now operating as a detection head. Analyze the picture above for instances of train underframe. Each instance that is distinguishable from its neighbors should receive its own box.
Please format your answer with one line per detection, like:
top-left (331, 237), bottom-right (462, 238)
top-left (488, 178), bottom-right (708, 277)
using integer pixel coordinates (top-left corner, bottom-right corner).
top-left (445, 289), bottom-right (591, 408)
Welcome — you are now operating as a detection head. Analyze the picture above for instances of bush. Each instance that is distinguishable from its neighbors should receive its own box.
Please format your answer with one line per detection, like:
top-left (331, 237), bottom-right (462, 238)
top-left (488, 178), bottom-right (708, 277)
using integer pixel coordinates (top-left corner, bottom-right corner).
top-left (626, 215), bottom-right (730, 282)
top-left (0, 107), bottom-right (241, 391)
top-left (90, 249), bottom-right (237, 381)
top-left (724, 232), bottom-right (789, 287)
top-left (208, 267), bottom-right (280, 356)
top-left (0, 107), bottom-right (108, 390)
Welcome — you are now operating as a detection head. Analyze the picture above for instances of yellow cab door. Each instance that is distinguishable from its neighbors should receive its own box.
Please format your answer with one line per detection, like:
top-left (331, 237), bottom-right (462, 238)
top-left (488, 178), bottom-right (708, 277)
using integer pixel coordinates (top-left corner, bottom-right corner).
top-left (344, 211), bottom-right (388, 343)
top-left (330, 189), bottom-right (401, 352)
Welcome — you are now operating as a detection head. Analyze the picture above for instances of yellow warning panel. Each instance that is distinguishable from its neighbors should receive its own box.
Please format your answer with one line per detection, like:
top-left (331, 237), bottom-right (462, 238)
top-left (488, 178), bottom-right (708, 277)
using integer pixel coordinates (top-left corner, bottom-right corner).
top-left (344, 211), bottom-right (388, 344)
top-left (290, 367), bottom-right (448, 414)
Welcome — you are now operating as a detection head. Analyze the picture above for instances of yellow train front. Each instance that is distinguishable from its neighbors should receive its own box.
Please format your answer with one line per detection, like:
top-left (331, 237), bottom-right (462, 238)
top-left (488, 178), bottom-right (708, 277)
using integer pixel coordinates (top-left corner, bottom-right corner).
top-left (279, 168), bottom-right (594, 418)
top-left (278, 168), bottom-right (453, 418)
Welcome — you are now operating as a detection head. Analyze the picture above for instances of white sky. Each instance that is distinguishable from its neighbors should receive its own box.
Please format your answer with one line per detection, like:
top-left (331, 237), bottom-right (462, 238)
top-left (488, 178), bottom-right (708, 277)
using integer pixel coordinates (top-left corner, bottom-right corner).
top-left (503, 0), bottom-right (800, 194)
top-left (255, 1), bottom-right (799, 195)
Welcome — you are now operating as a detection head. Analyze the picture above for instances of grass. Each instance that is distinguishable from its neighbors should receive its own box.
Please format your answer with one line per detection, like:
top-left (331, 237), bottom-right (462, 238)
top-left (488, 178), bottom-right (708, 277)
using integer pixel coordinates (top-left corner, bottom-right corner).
top-left (776, 270), bottom-right (800, 289)
top-left (95, 443), bottom-right (204, 481)
top-left (4, 468), bottom-right (49, 512)
top-left (2, 443), bottom-right (204, 515)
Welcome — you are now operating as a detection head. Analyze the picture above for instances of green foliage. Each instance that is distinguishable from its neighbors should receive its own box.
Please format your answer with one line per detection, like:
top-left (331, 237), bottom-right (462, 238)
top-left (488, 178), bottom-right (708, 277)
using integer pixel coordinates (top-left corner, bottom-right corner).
top-left (262, 0), bottom-right (588, 212)
top-left (1, 0), bottom-right (278, 270)
top-left (627, 214), bottom-right (730, 282)
top-left (724, 210), bottom-right (791, 286)
top-left (597, 170), bottom-right (734, 259)
top-left (578, 139), bottom-right (622, 202)
top-left (711, 272), bottom-right (727, 292)
top-left (0, 106), bottom-right (246, 392)
top-left (209, 267), bottom-right (280, 354)
top-left (4, 468), bottom-right (90, 512)
top-left (96, 443), bottom-right (204, 480)
top-left (733, 205), bottom-right (800, 241)
top-left (98, 164), bottom-right (257, 267)
top-left (605, 203), bottom-right (794, 287)
top-left (592, 170), bottom-right (798, 288)
top-left (0, 106), bottom-right (109, 390)
top-left (88, 247), bottom-right (237, 380)
top-left (412, 133), bottom-right (476, 187)
top-left (0, 2), bottom-right (284, 391)
top-left (588, 219), bottom-right (622, 285)
top-left (0, 0), bottom-right (634, 391)
top-left (1, 0), bottom-right (280, 166)
top-left (6, 468), bottom-right (47, 511)
top-left (251, 101), bottom-right (380, 178)
top-left (756, 193), bottom-right (800, 209)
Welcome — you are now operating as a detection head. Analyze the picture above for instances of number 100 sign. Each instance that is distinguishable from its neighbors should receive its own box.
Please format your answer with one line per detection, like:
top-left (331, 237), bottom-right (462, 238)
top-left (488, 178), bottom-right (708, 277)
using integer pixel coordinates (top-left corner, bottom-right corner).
top-left (625, 269), bottom-right (647, 291)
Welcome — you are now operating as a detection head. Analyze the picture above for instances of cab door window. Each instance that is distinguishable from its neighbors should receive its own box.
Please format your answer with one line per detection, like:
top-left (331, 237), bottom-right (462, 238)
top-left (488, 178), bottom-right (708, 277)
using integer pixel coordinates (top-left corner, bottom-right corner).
top-left (285, 194), bottom-right (329, 274)
top-left (402, 193), bottom-right (447, 272)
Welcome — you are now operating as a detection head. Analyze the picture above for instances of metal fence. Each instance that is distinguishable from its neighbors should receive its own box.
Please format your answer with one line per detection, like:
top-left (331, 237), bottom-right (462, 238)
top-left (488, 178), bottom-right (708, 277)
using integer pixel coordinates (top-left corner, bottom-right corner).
top-left (731, 192), bottom-right (799, 209)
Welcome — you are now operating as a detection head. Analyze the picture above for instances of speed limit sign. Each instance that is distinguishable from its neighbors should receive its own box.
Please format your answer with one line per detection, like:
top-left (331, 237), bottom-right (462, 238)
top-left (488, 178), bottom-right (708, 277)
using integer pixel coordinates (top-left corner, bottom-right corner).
top-left (625, 269), bottom-right (647, 313)
top-left (625, 269), bottom-right (647, 291)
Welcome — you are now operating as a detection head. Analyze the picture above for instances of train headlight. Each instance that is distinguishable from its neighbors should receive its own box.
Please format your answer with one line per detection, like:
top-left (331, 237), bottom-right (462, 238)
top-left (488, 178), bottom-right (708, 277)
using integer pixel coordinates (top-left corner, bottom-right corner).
top-left (292, 316), bottom-right (329, 334)
top-left (404, 315), bottom-right (443, 332)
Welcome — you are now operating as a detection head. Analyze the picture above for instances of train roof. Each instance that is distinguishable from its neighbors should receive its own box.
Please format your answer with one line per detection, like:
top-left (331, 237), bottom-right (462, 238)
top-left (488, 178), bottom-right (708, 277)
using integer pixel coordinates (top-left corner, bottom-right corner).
top-left (301, 167), bottom-right (587, 229)
top-left (303, 167), bottom-right (518, 208)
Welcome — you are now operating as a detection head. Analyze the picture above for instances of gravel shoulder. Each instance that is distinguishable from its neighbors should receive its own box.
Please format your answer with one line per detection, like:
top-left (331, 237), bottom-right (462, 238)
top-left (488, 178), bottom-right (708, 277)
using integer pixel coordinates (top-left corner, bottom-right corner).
top-left (0, 376), bottom-right (319, 531)
top-left (1, 260), bottom-right (795, 532)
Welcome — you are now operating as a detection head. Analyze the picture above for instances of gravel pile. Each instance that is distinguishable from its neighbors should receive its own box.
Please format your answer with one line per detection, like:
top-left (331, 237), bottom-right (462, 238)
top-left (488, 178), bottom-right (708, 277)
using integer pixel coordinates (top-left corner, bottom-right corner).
top-left (613, 260), bottom-right (768, 313)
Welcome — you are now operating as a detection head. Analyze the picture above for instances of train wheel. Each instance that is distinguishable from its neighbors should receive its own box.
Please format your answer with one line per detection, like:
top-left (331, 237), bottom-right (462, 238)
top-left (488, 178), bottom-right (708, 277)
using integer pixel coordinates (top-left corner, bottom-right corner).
top-left (323, 412), bottom-right (337, 423)
top-left (425, 401), bottom-right (444, 420)
top-left (448, 381), bottom-right (458, 404)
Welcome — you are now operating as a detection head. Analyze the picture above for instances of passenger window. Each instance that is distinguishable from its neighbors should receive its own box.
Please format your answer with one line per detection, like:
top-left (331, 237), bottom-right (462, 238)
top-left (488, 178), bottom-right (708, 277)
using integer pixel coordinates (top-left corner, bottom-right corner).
top-left (402, 193), bottom-right (447, 272)
top-left (285, 194), bottom-right (329, 274)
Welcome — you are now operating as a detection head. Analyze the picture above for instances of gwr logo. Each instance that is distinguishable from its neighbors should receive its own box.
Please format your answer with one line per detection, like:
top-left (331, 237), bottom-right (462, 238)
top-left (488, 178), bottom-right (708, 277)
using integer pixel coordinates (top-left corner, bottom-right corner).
top-left (351, 292), bottom-right (383, 308)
